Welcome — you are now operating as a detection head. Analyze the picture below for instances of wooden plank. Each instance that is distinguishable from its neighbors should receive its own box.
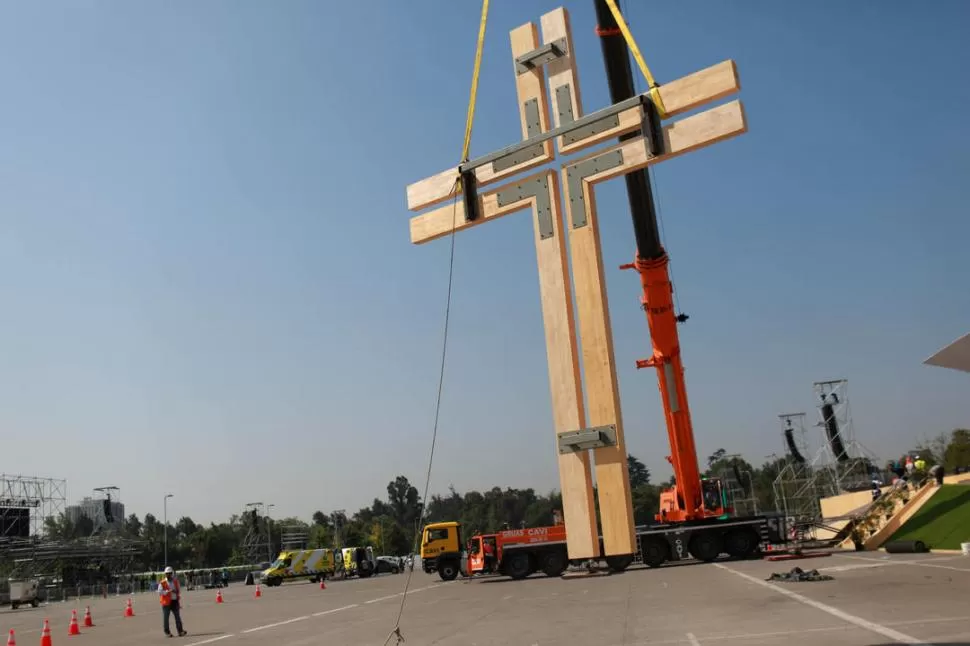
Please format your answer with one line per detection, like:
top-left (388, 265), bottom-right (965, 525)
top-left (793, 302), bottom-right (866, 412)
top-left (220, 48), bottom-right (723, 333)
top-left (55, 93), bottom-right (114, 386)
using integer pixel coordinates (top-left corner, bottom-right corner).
top-left (534, 174), bottom-right (600, 560)
top-left (562, 168), bottom-right (636, 559)
top-left (405, 23), bottom-right (554, 213)
top-left (661, 59), bottom-right (740, 118)
top-left (540, 7), bottom-right (583, 153)
top-left (569, 100), bottom-right (748, 185)
top-left (413, 100), bottom-right (746, 244)
top-left (559, 59), bottom-right (741, 156)
top-left (407, 60), bottom-right (741, 210)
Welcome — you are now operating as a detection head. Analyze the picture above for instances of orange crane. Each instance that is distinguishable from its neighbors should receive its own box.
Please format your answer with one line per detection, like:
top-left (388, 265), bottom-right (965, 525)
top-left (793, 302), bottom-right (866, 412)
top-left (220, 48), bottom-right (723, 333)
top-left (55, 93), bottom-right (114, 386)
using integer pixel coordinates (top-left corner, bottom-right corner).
top-left (594, 0), bottom-right (724, 524)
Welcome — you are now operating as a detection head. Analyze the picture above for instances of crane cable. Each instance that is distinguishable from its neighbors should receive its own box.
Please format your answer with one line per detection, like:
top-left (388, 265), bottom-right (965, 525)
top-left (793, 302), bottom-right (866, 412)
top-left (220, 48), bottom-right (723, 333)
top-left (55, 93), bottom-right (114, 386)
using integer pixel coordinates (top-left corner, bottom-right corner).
top-left (619, 0), bottom-right (681, 317)
top-left (603, 0), bottom-right (666, 118)
top-left (383, 3), bottom-right (489, 644)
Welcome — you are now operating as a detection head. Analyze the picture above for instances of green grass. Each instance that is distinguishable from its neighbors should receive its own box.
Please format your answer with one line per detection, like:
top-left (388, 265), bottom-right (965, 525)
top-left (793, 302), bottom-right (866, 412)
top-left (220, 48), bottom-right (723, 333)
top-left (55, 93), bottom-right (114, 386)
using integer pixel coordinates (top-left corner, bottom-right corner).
top-left (888, 484), bottom-right (970, 550)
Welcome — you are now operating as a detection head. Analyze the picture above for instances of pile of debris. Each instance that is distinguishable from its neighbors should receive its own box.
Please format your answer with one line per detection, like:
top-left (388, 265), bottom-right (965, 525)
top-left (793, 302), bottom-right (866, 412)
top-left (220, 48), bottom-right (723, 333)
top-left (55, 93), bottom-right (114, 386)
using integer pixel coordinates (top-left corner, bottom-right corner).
top-left (766, 566), bottom-right (833, 583)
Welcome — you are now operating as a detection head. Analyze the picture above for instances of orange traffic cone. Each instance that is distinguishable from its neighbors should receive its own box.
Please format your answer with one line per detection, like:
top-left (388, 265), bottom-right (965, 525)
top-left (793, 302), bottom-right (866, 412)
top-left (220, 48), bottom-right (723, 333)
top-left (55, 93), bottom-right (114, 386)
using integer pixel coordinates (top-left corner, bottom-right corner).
top-left (68, 609), bottom-right (80, 636)
top-left (254, 584), bottom-right (261, 599)
top-left (216, 589), bottom-right (223, 604)
top-left (40, 620), bottom-right (52, 646)
top-left (124, 597), bottom-right (134, 617)
top-left (6, 628), bottom-right (15, 646)
top-left (83, 606), bottom-right (94, 627)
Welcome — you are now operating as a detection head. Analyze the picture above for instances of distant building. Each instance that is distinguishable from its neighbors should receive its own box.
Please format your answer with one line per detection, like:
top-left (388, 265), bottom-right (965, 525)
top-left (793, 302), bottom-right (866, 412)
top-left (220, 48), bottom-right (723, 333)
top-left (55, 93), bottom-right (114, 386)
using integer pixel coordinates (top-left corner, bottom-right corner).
top-left (65, 496), bottom-right (125, 531)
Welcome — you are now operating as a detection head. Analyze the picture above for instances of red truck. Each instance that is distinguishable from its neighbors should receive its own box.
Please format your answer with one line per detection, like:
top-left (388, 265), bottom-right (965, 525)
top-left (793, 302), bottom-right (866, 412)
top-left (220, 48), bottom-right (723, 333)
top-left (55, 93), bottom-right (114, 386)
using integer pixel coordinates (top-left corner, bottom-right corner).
top-left (465, 524), bottom-right (569, 579)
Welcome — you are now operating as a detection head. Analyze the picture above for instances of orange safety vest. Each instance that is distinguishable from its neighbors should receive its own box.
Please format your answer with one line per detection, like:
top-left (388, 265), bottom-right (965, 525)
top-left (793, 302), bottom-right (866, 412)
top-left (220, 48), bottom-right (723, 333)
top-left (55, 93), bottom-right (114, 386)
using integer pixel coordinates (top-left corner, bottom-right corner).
top-left (159, 577), bottom-right (180, 606)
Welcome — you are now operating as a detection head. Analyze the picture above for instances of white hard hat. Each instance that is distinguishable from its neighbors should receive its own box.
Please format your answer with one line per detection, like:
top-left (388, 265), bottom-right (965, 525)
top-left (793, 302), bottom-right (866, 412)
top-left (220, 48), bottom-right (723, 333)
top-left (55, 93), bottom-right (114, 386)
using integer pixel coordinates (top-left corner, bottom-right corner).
top-left (164, 566), bottom-right (174, 574)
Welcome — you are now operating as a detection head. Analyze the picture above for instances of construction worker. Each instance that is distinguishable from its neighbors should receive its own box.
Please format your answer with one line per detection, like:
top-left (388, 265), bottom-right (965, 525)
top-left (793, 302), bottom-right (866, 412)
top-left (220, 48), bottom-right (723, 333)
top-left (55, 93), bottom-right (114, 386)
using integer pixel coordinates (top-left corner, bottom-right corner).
top-left (158, 566), bottom-right (187, 638)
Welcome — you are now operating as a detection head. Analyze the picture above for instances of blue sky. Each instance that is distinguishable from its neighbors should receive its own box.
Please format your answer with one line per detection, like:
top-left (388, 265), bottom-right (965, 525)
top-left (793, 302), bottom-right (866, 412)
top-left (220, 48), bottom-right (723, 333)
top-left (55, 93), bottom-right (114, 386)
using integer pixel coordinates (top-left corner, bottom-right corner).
top-left (1, 1), bottom-right (968, 524)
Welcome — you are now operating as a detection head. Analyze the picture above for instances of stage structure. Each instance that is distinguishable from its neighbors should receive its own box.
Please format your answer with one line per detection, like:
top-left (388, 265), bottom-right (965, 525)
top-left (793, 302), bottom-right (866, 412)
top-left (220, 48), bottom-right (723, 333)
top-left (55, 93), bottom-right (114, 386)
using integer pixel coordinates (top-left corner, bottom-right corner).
top-left (0, 474), bottom-right (66, 541)
top-left (773, 380), bottom-right (879, 533)
top-left (0, 476), bottom-right (141, 582)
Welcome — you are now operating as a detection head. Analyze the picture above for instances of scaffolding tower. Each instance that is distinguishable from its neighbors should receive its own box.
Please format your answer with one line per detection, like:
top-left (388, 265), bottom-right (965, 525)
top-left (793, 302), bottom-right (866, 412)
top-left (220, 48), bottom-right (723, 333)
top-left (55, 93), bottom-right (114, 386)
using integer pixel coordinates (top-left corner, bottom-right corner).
top-left (715, 455), bottom-right (759, 516)
top-left (0, 474), bottom-right (66, 541)
top-left (773, 413), bottom-right (835, 525)
top-left (242, 502), bottom-right (270, 564)
top-left (773, 380), bottom-right (880, 535)
top-left (813, 379), bottom-right (877, 491)
top-left (280, 525), bottom-right (309, 551)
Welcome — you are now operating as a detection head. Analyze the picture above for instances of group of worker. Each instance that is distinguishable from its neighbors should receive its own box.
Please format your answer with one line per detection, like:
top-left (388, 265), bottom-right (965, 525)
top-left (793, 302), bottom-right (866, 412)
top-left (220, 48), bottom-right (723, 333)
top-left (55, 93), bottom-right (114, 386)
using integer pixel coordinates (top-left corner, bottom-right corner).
top-left (873, 455), bottom-right (946, 500)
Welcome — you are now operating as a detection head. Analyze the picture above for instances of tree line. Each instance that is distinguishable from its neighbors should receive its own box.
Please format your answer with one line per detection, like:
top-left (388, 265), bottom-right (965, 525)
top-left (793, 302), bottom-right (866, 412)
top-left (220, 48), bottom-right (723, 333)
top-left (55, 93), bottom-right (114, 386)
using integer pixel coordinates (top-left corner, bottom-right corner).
top-left (40, 429), bottom-right (969, 572)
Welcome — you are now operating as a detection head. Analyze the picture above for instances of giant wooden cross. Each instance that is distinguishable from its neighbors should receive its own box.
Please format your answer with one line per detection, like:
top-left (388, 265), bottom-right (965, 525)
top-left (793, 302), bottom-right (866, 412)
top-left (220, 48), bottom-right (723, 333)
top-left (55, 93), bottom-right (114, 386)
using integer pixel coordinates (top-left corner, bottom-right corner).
top-left (405, 7), bottom-right (746, 561)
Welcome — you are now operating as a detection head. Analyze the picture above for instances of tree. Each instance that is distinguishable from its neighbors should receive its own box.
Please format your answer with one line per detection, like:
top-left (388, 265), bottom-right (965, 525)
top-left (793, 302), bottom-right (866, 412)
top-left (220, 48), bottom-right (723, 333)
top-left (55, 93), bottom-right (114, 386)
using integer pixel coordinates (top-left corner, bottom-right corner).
top-left (707, 448), bottom-right (727, 469)
top-left (944, 429), bottom-right (970, 471)
top-left (387, 476), bottom-right (422, 530)
top-left (627, 454), bottom-right (651, 488)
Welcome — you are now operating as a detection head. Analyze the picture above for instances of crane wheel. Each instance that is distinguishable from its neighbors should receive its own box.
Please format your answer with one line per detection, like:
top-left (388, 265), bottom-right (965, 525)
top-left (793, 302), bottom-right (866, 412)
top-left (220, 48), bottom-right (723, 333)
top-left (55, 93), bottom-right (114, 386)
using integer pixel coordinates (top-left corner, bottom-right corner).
top-left (688, 532), bottom-right (723, 563)
top-left (641, 538), bottom-right (668, 568)
top-left (541, 551), bottom-right (567, 577)
top-left (724, 528), bottom-right (759, 559)
top-left (605, 554), bottom-right (634, 573)
top-left (507, 552), bottom-right (532, 580)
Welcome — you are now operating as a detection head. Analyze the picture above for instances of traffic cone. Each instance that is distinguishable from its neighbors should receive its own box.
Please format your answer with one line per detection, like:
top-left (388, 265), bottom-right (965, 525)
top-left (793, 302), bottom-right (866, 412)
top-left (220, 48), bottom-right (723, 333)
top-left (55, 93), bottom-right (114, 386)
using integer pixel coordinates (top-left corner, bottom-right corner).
top-left (254, 584), bottom-right (261, 599)
top-left (319, 579), bottom-right (326, 590)
top-left (216, 589), bottom-right (223, 604)
top-left (40, 620), bottom-right (52, 646)
top-left (6, 628), bottom-right (15, 646)
top-left (68, 610), bottom-right (80, 636)
top-left (83, 606), bottom-right (94, 627)
top-left (124, 597), bottom-right (134, 617)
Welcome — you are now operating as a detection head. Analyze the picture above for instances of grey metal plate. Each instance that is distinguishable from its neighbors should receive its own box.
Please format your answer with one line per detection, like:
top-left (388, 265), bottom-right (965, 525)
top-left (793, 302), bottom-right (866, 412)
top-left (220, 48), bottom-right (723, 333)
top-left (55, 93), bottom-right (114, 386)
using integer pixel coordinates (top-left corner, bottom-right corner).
top-left (555, 83), bottom-right (620, 146)
top-left (515, 37), bottom-right (568, 75)
top-left (565, 150), bottom-right (625, 229)
top-left (557, 425), bottom-right (618, 454)
top-left (492, 98), bottom-right (545, 172)
top-left (495, 175), bottom-right (553, 240)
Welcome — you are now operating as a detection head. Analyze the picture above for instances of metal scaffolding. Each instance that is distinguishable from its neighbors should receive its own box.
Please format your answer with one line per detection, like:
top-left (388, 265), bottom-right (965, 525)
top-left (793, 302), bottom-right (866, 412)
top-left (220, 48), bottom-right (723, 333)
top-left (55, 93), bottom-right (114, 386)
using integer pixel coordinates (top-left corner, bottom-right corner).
top-left (0, 474), bottom-right (66, 540)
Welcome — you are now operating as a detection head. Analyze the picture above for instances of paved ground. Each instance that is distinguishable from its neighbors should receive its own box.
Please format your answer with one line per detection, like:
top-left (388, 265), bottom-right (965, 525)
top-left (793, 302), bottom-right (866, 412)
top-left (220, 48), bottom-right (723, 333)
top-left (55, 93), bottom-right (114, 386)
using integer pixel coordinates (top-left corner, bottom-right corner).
top-left (1, 552), bottom-right (968, 645)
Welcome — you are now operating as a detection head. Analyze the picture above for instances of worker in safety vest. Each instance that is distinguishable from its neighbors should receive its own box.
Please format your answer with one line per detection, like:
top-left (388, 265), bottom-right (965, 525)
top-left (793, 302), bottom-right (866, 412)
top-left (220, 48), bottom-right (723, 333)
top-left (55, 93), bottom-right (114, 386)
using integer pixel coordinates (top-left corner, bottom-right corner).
top-left (158, 566), bottom-right (187, 637)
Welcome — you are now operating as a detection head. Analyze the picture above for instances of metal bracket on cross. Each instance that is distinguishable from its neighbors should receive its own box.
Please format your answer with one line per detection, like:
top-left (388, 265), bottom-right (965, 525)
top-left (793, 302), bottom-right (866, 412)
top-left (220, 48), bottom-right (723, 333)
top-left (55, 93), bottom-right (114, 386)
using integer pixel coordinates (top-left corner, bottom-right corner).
top-left (404, 6), bottom-right (747, 560)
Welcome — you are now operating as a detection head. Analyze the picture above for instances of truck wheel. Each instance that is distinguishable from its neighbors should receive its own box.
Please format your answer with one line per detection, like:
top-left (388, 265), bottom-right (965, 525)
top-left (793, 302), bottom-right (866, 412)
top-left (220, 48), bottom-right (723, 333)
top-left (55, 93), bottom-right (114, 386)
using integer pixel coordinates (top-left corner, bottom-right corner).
top-left (541, 551), bottom-right (566, 577)
top-left (606, 554), bottom-right (634, 572)
top-left (438, 559), bottom-right (459, 581)
top-left (688, 532), bottom-right (723, 562)
top-left (31, 599), bottom-right (39, 608)
top-left (11, 602), bottom-right (19, 610)
top-left (507, 552), bottom-right (532, 580)
top-left (724, 528), bottom-right (759, 559)
top-left (641, 538), bottom-right (668, 568)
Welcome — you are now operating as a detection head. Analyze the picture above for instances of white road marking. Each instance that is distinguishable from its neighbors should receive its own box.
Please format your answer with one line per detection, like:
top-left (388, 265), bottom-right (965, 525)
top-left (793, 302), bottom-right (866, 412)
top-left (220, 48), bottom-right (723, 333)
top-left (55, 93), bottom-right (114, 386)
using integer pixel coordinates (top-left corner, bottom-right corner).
top-left (186, 635), bottom-right (234, 646)
top-left (365, 593), bottom-right (404, 604)
top-left (838, 554), bottom-right (970, 573)
top-left (241, 615), bottom-right (309, 633)
top-left (818, 563), bottom-right (890, 573)
top-left (312, 603), bottom-right (359, 617)
top-left (686, 632), bottom-right (701, 645)
top-left (713, 563), bottom-right (932, 645)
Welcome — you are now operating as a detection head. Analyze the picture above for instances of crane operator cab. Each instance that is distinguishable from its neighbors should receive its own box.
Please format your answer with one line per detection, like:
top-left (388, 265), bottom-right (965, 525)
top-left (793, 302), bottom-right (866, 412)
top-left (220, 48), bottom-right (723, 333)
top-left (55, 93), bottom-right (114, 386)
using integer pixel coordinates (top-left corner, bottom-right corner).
top-left (701, 477), bottom-right (728, 516)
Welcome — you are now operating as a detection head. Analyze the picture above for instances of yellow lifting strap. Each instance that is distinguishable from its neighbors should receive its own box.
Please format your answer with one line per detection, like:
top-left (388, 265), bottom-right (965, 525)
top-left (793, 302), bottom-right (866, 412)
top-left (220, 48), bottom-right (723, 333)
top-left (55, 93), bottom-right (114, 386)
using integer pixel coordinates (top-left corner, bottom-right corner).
top-left (602, 0), bottom-right (667, 118)
top-left (460, 0), bottom-right (490, 167)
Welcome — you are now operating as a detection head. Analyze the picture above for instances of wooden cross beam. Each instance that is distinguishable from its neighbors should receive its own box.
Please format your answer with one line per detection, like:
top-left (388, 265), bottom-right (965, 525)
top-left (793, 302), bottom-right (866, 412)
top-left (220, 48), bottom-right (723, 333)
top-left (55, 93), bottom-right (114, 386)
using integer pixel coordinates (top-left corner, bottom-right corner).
top-left (405, 6), bottom-right (746, 561)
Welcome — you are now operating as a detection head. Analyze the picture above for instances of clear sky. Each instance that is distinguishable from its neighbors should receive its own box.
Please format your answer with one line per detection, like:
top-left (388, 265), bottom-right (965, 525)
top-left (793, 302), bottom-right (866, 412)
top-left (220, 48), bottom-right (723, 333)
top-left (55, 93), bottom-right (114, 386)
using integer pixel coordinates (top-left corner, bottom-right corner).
top-left (2, 1), bottom-right (968, 525)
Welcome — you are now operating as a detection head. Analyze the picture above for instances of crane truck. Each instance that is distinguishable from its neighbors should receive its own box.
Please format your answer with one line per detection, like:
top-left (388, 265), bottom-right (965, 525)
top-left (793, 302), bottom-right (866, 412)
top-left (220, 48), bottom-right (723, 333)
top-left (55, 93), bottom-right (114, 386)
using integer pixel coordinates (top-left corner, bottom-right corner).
top-left (587, 0), bottom-right (791, 568)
